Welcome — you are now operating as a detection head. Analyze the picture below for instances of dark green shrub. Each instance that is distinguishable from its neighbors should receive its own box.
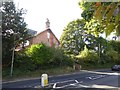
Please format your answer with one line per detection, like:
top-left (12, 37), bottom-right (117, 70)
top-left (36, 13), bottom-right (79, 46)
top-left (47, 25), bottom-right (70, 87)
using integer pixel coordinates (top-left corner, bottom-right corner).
top-left (47, 47), bottom-right (73, 67)
top-left (108, 40), bottom-right (120, 53)
top-left (105, 48), bottom-right (120, 63)
top-left (101, 40), bottom-right (120, 64)
top-left (15, 50), bottom-right (36, 71)
top-left (63, 54), bottom-right (74, 67)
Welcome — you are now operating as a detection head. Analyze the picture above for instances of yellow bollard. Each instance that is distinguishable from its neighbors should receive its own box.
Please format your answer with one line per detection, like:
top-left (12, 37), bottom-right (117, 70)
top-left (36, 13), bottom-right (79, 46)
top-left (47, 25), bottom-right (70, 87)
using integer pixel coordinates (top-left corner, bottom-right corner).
top-left (41, 74), bottom-right (48, 87)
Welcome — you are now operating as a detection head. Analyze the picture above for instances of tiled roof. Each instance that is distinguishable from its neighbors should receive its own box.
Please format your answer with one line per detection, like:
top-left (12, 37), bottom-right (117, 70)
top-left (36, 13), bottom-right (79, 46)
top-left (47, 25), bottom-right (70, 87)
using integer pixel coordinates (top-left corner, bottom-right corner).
top-left (28, 29), bottom-right (37, 36)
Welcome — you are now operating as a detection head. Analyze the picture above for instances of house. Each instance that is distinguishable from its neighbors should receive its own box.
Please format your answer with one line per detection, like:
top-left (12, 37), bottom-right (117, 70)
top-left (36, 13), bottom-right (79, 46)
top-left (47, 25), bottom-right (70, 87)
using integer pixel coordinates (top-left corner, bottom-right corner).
top-left (16, 18), bottom-right (60, 51)
top-left (28, 19), bottom-right (60, 47)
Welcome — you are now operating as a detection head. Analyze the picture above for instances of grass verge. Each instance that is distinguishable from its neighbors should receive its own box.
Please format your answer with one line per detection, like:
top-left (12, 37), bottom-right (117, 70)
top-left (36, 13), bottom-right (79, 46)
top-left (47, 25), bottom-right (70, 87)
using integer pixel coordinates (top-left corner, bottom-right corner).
top-left (2, 66), bottom-right (75, 81)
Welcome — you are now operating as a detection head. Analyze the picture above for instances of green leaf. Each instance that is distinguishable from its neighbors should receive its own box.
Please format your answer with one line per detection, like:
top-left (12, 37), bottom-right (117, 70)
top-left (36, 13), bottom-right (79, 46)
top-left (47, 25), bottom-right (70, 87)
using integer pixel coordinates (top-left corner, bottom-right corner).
top-left (106, 4), bottom-right (116, 24)
top-left (116, 24), bottom-right (120, 36)
top-left (105, 23), bottom-right (115, 37)
top-left (94, 5), bottom-right (102, 21)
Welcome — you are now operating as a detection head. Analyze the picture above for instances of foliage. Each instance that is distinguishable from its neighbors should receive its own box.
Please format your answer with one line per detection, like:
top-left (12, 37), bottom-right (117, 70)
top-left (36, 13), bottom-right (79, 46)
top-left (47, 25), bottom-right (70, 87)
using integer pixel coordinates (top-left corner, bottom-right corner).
top-left (25, 44), bottom-right (51, 66)
top-left (79, 2), bottom-right (94, 21)
top-left (78, 1), bottom-right (120, 64)
top-left (105, 48), bottom-right (120, 64)
top-left (60, 19), bottom-right (85, 55)
top-left (14, 44), bottom-right (73, 70)
top-left (79, 1), bottom-right (120, 37)
top-left (79, 1), bottom-right (104, 37)
top-left (2, 1), bottom-right (29, 66)
top-left (93, 2), bottom-right (120, 37)
top-left (102, 40), bottom-right (120, 64)
top-left (49, 47), bottom-right (73, 67)
top-left (76, 46), bottom-right (99, 64)
top-left (60, 19), bottom-right (107, 56)
top-left (108, 40), bottom-right (120, 53)
top-left (15, 51), bottom-right (35, 71)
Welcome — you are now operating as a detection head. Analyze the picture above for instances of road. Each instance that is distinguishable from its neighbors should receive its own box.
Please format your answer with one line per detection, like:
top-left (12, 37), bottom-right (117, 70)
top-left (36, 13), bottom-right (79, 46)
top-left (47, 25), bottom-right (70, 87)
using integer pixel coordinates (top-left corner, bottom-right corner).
top-left (2, 69), bottom-right (120, 89)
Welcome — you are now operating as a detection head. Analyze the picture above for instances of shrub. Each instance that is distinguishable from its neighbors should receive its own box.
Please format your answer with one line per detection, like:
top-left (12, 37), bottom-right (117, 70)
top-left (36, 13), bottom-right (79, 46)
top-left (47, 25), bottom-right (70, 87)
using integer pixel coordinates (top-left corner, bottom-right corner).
top-left (76, 46), bottom-right (99, 64)
top-left (15, 50), bottom-right (36, 71)
top-left (100, 40), bottom-right (120, 64)
top-left (48, 47), bottom-right (73, 67)
top-left (15, 43), bottom-right (74, 71)
top-left (25, 44), bottom-right (52, 66)
top-left (108, 40), bottom-right (120, 53)
top-left (105, 48), bottom-right (120, 63)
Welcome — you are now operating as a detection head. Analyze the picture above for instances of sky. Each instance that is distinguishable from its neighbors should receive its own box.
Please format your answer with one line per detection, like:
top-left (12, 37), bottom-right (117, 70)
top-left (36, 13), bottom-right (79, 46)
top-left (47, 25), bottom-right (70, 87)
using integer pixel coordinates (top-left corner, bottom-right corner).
top-left (14, 0), bottom-right (83, 39)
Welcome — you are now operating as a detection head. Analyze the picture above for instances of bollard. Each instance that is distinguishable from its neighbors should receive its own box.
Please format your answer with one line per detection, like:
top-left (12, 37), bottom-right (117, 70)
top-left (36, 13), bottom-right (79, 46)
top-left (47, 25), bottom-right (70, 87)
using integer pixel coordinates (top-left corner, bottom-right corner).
top-left (41, 74), bottom-right (48, 87)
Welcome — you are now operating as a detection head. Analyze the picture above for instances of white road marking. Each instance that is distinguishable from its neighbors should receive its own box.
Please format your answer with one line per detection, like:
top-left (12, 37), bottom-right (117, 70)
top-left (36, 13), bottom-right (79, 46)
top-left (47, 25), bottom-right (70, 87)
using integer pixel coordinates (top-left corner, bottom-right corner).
top-left (53, 79), bottom-right (75, 84)
top-left (86, 75), bottom-right (106, 80)
top-left (52, 79), bottom-right (79, 88)
top-left (78, 83), bottom-right (90, 88)
top-left (91, 84), bottom-right (118, 88)
top-left (53, 83), bottom-right (57, 88)
top-left (75, 80), bottom-right (79, 83)
top-left (70, 83), bottom-right (75, 86)
top-left (86, 76), bottom-right (95, 79)
top-left (82, 70), bottom-right (119, 75)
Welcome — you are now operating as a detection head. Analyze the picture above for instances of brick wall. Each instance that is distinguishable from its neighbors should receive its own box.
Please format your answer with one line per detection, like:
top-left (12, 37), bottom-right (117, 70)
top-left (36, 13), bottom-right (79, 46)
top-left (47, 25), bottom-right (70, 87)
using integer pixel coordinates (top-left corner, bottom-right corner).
top-left (29, 29), bottom-right (60, 47)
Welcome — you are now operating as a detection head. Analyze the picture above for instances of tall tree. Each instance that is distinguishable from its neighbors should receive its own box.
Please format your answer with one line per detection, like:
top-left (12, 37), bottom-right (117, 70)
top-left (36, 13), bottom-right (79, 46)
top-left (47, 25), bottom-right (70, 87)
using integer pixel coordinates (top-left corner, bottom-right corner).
top-left (60, 19), bottom-right (106, 55)
top-left (2, 1), bottom-right (29, 66)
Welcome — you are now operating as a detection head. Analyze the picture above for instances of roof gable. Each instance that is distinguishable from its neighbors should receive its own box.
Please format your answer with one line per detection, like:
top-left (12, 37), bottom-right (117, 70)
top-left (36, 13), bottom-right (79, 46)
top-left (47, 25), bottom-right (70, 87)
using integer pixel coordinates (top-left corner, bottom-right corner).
top-left (36, 29), bottom-right (60, 44)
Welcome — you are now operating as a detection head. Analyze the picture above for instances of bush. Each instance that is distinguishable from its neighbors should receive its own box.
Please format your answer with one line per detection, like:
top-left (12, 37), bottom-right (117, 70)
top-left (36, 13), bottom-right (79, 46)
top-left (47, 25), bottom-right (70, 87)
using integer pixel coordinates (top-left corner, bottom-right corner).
top-left (25, 44), bottom-right (52, 66)
top-left (108, 40), bottom-right (120, 53)
top-left (48, 47), bottom-right (73, 67)
top-left (105, 48), bottom-right (120, 64)
top-left (15, 44), bottom-right (73, 71)
top-left (100, 40), bottom-right (120, 64)
top-left (76, 46), bottom-right (99, 64)
top-left (15, 50), bottom-right (36, 71)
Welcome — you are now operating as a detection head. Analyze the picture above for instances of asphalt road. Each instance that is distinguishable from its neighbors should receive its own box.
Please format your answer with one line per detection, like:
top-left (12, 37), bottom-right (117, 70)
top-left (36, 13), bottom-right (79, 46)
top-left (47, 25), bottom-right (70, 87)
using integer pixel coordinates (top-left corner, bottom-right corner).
top-left (2, 69), bottom-right (120, 89)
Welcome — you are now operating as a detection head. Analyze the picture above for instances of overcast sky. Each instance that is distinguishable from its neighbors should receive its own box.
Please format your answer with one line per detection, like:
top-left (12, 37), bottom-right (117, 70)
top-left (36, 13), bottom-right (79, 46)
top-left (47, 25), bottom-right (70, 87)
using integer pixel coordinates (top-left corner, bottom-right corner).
top-left (14, 0), bottom-right (83, 39)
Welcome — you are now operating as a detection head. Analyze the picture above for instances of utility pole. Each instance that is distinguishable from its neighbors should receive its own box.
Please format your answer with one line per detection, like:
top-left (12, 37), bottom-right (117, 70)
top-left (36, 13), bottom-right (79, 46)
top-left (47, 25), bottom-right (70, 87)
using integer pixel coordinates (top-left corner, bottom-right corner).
top-left (10, 46), bottom-right (15, 77)
top-left (98, 43), bottom-right (101, 63)
top-left (10, 33), bottom-right (16, 77)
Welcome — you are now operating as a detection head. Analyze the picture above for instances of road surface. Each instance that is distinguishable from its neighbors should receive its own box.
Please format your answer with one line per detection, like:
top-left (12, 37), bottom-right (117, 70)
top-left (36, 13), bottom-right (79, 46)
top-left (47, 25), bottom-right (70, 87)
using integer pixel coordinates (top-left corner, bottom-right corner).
top-left (2, 69), bottom-right (120, 89)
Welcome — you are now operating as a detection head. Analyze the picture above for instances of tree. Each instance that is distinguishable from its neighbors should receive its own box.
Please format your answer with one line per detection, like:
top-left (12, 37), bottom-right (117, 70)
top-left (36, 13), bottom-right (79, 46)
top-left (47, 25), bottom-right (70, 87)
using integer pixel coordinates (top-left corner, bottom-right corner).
top-left (79, 1), bottom-right (120, 37)
top-left (79, 1), bottom-right (120, 63)
top-left (2, 1), bottom-right (29, 66)
top-left (60, 19), bottom-right (104, 55)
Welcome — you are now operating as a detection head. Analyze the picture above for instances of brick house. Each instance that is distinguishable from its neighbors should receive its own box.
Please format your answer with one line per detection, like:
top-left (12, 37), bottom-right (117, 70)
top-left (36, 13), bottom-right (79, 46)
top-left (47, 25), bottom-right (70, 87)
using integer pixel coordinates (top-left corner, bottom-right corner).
top-left (29, 28), bottom-right (60, 47)
top-left (16, 19), bottom-right (60, 51)
top-left (28, 19), bottom-right (60, 47)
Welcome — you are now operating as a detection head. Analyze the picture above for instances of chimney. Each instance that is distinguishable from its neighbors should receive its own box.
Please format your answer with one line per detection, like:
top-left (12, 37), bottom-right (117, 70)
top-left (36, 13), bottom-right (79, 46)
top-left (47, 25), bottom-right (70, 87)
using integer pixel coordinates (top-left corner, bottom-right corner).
top-left (46, 18), bottom-right (50, 29)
